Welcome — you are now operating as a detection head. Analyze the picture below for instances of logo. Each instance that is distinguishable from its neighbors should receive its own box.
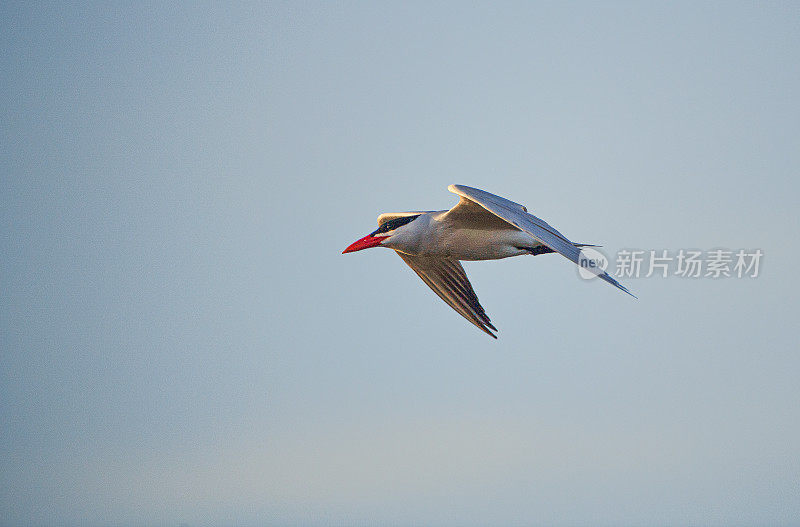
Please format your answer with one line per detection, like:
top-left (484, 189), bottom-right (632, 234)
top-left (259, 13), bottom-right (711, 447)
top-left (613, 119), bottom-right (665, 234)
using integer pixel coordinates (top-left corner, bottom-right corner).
top-left (577, 247), bottom-right (608, 280)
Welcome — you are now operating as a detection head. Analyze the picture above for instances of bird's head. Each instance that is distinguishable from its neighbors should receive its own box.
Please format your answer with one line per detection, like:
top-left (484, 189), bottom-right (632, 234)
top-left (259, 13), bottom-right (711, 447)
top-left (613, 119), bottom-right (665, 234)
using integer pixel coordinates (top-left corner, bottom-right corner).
top-left (342, 213), bottom-right (422, 253)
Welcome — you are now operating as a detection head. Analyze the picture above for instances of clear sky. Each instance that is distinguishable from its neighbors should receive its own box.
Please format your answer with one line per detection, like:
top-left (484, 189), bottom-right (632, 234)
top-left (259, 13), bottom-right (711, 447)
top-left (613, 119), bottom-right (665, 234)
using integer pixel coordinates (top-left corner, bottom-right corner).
top-left (2, 2), bottom-right (799, 526)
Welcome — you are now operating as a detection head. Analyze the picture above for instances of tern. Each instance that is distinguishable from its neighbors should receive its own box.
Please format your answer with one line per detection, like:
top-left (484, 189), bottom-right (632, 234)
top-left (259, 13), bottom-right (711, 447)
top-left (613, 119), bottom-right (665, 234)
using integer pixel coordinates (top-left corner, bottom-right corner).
top-left (343, 184), bottom-right (634, 338)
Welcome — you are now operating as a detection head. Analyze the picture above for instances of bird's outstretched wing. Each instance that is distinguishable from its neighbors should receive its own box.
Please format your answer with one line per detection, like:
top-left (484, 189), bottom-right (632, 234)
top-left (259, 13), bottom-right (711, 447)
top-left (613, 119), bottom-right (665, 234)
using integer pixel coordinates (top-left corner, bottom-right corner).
top-left (396, 251), bottom-right (498, 338)
top-left (447, 184), bottom-right (636, 298)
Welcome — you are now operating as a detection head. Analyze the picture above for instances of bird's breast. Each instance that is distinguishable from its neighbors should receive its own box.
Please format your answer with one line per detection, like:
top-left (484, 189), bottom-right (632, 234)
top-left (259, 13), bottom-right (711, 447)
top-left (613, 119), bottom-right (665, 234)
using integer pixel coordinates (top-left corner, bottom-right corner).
top-left (423, 227), bottom-right (534, 261)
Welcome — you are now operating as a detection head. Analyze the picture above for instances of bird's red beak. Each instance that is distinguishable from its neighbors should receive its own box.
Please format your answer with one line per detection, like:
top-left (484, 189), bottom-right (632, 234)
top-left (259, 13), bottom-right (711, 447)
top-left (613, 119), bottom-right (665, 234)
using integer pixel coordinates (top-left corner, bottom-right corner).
top-left (342, 234), bottom-right (385, 253)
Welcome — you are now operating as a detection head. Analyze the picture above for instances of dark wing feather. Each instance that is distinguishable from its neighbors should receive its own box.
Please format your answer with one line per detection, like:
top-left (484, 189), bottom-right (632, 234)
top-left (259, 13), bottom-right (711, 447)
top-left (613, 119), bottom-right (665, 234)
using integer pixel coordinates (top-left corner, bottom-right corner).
top-left (396, 251), bottom-right (497, 339)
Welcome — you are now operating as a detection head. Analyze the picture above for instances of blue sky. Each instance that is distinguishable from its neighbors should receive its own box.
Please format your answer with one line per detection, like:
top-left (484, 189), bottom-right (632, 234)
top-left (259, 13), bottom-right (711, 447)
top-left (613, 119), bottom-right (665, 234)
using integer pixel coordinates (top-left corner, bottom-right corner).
top-left (2, 2), bottom-right (799, 526)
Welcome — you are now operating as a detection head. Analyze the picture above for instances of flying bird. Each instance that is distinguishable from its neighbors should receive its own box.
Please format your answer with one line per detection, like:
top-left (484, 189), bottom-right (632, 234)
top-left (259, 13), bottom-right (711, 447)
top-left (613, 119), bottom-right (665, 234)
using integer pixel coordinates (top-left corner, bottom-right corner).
top-left (343, 184), bottom-right (635, 338)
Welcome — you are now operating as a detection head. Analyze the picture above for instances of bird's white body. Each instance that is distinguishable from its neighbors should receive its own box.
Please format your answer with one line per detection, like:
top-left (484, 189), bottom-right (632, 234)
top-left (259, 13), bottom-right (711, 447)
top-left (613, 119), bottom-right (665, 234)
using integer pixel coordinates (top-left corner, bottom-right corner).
top-left (343, 184), bottom-right (634, 338)
top-left (384, 211), bottom-right (535, 260)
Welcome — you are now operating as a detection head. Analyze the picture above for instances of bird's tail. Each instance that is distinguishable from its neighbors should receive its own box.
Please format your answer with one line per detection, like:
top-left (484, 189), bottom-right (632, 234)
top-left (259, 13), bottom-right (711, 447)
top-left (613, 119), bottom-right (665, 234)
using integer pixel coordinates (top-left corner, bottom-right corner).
top-left (528, 243), bottom-right (637, 298)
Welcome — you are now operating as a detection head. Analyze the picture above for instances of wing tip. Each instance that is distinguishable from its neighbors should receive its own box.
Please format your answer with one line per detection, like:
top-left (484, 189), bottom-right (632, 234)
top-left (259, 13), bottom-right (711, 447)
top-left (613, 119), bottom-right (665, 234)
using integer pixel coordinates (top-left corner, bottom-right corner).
top-left (621, 287), bottom-right (638, 299)
top-left (480, 325), bottom-right (499, 339)
top-left (606, 274), bottom-right (638, 299)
